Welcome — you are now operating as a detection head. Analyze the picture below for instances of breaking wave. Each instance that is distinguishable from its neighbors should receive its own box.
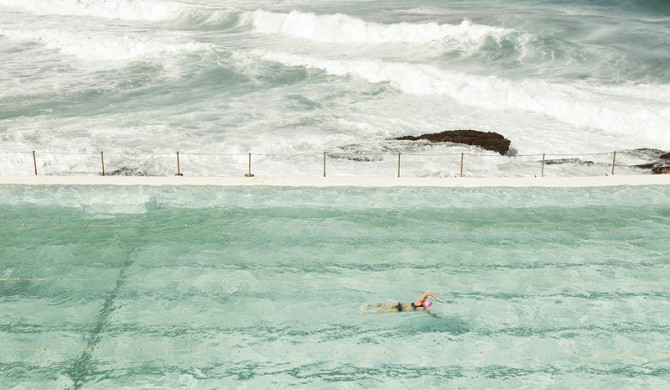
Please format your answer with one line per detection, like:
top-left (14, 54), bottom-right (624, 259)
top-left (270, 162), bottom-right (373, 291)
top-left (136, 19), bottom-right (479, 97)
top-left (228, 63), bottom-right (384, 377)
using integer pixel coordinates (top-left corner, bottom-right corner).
top-left (258, 51), bottom-right (670, 143)
top-left (244, 10), bottom-right (513, 45)
top-left (0, 0), bottom-right (186, 21)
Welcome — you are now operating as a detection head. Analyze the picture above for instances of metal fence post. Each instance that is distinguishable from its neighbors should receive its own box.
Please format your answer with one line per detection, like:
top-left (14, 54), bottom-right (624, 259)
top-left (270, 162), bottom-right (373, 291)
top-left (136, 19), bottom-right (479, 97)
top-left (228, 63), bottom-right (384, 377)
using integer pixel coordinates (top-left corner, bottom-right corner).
top-left (323, 152), bottom-right (327, 177)
top-left (245, 153), bottom-right (254, 177)
top-left (101, 151), bottom-right (105, 176)
top-left (541, 153), bottom-right (545, 177)
top-left (611, 151), bottom-right (616, 175)
top-left (397, 153), bottom-right (401, 177)
top-left (32, 151), bottom-right (38, 175)
top-left (175, 151), bottom-right (183, 176)
top-left (459, 153), bottom-right (464, 177)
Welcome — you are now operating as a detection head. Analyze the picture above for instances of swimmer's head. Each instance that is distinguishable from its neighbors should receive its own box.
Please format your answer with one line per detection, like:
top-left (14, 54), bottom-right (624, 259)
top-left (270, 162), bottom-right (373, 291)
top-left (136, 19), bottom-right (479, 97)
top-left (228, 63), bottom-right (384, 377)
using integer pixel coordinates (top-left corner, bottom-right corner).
top-left (423, 300), bottom-right (433, 308)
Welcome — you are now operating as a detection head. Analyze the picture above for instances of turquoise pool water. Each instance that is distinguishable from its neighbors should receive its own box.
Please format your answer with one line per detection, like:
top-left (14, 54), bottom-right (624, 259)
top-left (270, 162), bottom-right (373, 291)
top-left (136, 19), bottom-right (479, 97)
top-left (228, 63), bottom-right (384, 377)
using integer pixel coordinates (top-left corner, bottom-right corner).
top-left (1, 185), bottom-right (669, 389)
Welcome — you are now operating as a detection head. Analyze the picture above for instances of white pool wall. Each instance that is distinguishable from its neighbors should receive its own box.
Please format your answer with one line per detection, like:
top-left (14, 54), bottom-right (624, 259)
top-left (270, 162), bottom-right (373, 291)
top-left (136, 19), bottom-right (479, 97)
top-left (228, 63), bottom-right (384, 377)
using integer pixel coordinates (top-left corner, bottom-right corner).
top-left (1, 175), bottom-right (669, 187)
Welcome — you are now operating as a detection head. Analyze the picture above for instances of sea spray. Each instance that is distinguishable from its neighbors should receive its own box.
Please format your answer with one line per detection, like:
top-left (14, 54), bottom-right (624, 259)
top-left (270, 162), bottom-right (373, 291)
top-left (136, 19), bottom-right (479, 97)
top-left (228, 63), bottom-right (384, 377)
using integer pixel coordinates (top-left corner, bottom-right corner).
top-left (0, 0), bottom-right (185, 21)
top-left (257, 51), bottom-right (670, 142)
top-left (246, 10), bottom-right (513, 45)
top-left (1, 0), bottom-right (669, 177)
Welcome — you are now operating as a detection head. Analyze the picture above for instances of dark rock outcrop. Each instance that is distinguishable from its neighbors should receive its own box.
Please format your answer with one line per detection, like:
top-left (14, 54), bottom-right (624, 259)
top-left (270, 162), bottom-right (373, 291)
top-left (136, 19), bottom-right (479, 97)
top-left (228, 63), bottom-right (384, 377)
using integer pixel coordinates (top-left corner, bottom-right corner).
top-left (544, 158), bottom-right (594, 166)
top-left (631, 148), bottom-right (668, 169)
top-left (394, 130), bottom-right (511, 155)
top-left (652, 161), bottom-right (670, 174)
top-left (109, 167), bottom-right (148, 176)
top-left (631, 149), bottom-right (670, 174)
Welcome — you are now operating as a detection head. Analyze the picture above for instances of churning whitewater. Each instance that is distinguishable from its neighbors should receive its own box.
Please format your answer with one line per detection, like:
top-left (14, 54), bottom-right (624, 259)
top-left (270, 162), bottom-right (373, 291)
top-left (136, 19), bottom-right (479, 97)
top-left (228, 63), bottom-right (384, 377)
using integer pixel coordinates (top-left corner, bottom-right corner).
top-left (0, 0), bottom-right (669, 176)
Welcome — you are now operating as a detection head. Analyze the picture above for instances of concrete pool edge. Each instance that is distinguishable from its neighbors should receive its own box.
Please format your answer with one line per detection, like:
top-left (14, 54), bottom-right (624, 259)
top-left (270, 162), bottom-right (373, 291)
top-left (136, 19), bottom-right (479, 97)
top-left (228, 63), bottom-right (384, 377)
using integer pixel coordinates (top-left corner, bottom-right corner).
top-left (1, 175), bottom-right (670, 188)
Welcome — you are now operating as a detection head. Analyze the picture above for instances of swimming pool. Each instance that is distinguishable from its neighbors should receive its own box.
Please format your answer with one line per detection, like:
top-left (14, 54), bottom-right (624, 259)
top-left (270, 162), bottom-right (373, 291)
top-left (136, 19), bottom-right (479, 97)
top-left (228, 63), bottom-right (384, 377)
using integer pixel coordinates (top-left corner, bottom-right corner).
top-left (1, 185), bottom-right (669, 388)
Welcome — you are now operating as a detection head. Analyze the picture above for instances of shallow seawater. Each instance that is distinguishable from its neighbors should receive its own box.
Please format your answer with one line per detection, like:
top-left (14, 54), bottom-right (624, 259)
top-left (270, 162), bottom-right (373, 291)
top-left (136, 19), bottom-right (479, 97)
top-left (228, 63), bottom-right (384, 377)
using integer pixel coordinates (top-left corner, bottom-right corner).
top-left (1, 185), bottom-right (669, 389)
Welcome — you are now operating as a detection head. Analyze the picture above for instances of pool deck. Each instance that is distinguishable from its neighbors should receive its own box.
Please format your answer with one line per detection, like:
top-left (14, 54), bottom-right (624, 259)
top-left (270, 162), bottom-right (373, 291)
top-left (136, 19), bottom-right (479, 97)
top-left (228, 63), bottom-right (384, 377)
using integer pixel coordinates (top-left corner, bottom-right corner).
top-left (1, 175), bottom-right (669, 187)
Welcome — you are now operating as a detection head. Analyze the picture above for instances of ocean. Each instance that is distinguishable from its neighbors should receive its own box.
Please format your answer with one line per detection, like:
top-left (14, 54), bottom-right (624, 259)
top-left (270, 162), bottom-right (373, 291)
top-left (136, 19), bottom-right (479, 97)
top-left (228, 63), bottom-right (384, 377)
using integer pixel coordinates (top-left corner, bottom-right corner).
top-left (1, 0), bottom-right (669, 177)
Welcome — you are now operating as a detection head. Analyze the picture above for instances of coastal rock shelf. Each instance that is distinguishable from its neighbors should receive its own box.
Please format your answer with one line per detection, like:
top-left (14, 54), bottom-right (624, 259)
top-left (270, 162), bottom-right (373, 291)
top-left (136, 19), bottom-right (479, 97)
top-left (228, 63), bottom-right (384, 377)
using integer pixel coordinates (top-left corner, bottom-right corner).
top-left (394, 130), bottom-right (512, 155)
top-left (394, 132), bottom-right (669, 174)
top-left (634, 151), bottom-right (670, 174)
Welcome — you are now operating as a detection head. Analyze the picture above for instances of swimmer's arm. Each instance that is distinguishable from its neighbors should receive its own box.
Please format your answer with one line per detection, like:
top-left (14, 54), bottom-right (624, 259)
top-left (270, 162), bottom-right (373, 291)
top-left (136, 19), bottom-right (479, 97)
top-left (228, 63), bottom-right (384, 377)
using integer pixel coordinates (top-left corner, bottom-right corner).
top-left (424, 310), bottom-right (440, 319)
top-left (416, 291), bottom-right (444, 305)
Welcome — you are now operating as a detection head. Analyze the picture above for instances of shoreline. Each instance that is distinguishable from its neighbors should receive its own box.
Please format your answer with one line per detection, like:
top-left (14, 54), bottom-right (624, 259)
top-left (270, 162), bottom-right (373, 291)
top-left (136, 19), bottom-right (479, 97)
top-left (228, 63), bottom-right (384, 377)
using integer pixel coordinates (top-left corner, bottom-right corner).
top-left (1, 175), bottom-right (669, 188)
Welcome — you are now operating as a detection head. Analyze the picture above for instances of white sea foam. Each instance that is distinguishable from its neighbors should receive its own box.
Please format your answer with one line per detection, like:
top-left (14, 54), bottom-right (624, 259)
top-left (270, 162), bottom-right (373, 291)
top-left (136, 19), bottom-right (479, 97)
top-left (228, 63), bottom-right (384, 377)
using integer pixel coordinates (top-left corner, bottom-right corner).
top-left (0, 0), bottom-right (186, 21)
top-left (258, 51), bottom-right (670, 146)
top-left (246, 10), bottom-right (512, 45)
top-left (0, 28), bottom-right (212, 63)
top-left (393, 7), bottom-right (450, 16)
top-left (1, 0), bottom-right (668, 179)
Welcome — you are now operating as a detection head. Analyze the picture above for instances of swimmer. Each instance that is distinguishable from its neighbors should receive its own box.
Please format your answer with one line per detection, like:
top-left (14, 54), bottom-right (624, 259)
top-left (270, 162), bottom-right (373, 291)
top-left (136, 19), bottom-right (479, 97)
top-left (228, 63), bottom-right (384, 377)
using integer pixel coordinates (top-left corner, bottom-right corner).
top-left (361, 292), bottom-right (444, 317)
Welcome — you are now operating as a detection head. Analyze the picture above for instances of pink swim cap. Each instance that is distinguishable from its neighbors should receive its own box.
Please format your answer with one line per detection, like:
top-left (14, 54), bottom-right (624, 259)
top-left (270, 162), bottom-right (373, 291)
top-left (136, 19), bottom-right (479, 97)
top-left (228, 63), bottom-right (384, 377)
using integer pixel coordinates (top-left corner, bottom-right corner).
top-left (423, 300), bottom-right (433, 308)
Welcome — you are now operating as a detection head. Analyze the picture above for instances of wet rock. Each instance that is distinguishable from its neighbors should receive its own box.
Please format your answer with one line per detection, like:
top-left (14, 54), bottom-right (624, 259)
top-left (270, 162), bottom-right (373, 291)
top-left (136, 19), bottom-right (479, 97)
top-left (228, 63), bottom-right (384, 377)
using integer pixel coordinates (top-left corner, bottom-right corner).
top-left (631, 149), bottom-right (670, 171)
top-left (544, 158), bottom-right (595, 166)
top-left (652, 161), bottom-right (670, 174)
top-left (328, 144), bottom-right (385, 162)
top-left (394, 130), bottom-right (511, 155)
top-left (109, 167), bottom-right (148, 176)
top-left (625, 148), bottom-right (666, 159)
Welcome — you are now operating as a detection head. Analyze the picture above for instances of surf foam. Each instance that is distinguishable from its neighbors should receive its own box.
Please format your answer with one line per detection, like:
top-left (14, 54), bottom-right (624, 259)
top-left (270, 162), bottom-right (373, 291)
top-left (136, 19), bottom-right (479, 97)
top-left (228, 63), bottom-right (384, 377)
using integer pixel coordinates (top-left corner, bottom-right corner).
top-left (0, 0), bottom-right (185, 21)
top-left (0, 28), bottom-right (212, 63)
top-left (246, 10), bottom-right (512, 45)
top-left (258, 51), bottom-right (670, 147)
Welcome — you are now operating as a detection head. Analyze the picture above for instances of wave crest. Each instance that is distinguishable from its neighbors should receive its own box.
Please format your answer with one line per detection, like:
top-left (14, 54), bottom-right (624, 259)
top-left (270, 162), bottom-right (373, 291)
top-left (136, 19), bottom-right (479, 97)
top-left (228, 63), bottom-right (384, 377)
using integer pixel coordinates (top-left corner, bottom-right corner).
top-left (258, 51), bottom-right (670, 142)
top-left (245, 10), bottom-right (513, 45)
top-left (169, 8), bottom-right (245, 30)
top-left (0, 0), bottom-right (186, 21)
top-left (1, 28), bottom-right (212, 63)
